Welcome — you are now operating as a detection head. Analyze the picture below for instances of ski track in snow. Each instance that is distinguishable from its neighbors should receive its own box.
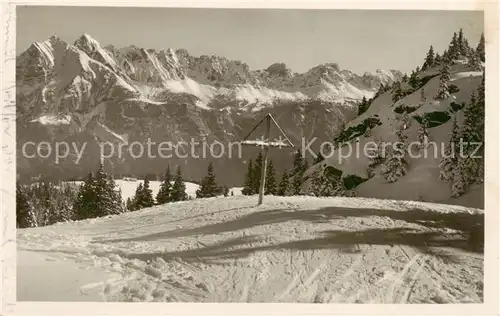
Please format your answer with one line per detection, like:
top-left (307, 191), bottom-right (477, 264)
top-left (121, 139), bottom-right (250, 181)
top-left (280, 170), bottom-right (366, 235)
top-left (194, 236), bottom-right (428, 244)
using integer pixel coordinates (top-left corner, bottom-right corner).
top-left (17, 196), bottom-right (484, 303)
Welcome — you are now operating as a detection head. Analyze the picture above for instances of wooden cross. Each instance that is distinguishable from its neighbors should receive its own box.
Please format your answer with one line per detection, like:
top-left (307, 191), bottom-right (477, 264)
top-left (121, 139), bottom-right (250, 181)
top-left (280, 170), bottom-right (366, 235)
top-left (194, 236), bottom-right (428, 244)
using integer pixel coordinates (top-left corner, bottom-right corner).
top-left (240, 114), bottom-right (294, 205)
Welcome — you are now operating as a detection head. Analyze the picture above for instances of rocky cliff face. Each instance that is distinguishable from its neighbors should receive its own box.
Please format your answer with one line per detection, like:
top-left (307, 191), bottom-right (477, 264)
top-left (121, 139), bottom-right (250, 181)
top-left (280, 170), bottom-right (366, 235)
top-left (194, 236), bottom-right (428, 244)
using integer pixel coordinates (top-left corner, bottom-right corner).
top-left (16, 34), bottom-right (402, 184)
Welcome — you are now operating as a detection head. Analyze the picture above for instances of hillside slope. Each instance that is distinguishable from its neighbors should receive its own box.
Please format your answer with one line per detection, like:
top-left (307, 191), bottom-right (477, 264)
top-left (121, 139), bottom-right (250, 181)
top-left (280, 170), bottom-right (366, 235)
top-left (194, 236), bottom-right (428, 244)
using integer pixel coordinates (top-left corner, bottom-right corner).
top-left (304, 60), bottom-right (484, 208)
top-left (17, 196), bottom-right (483, 303)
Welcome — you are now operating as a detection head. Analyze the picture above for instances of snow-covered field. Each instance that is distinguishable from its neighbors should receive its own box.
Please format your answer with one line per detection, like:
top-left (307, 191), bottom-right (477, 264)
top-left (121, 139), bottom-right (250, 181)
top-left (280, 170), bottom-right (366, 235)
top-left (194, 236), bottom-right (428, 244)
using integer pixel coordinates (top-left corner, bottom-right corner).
top-left (17, 196), bottom-right (483, 303)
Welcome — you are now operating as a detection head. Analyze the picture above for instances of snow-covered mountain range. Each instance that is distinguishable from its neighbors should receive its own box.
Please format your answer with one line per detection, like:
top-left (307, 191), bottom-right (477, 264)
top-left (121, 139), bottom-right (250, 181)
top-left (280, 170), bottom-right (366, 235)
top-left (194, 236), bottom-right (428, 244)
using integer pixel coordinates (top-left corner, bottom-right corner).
top-left (16, 34), bottom-right (402, 183)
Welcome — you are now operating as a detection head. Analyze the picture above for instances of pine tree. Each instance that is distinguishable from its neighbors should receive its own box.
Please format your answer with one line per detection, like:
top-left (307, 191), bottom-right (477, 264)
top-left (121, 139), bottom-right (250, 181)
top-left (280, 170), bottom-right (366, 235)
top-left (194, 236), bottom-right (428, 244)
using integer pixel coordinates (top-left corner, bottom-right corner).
top-left (38, 181), bottom-right (53, 226)
top-left (252, 152), bottom-right (263, 193)
top-left (451, 156), bottom-right (467, 197)
top-left (408, 70), bottom-right (420, 90)
top-left (442, 49), bottom-right (449, 62)
top-left (457, 28), bottom-right (467, 56)
top-left (434, 52), bottom-right (442, 64)
top-left (74, 171), bottom-right (98, 220)
top-left (171, 166), bottom-right (188, 202)
top-left (74, 164), bottom-right (123, 219)
top-left (264, 161), bottom-right (277, 195)
top-left (460, 85), bottom-right (485, 187)
top-left (422, 45), bottom-right (435, 70)
top-left (141, 177), bottom-right (155, 208)
top-left (367, 139), bottom-right (386, 169)
top-left (45, 182), bottom-right (76, 225)
top-left (156, 166), bottom-right (173, 204)
top-left (196, 162), bottom-right (218, 198)
top-left (391, 81), bottom-right (403, 102)
top-left (467, 50), bottom-right (482, 71)
top-left (310, 167), bottom-right (345, 197)
top-left (476, 32), bottom-right (485, 62)
top-left (435, 63), bottom-right (451, 100)
top-left (125, 197), bottom-right (134, 212)
top-left (132, 182), bottom-right (144, 206)
top-left (277, 169), bottom-right (290, 196)
top-left (449, 31), bottom-right (459, 60)
top-left (358, 96), bottom-right (369, 115)
top-left (381, 128), bottom-right (408, 183)
top-left (242, 160), bottom-right (255, 195)
top-left (439, 115), bottom-right (460, 182)
top-left (16, 184), bottom-right (37, 228)
top-left (93, 164), bottom-right (123, 216)
top-left (475, 74), bottom-right (485, 182)
top-left (303, 158), bottom-right (309, 174)
top-left (310, 169), bottom-right (324, 197)
top-left (291, 150), bottom-right (306, 195)
top-left (416, 117), bottom-right (430, 150)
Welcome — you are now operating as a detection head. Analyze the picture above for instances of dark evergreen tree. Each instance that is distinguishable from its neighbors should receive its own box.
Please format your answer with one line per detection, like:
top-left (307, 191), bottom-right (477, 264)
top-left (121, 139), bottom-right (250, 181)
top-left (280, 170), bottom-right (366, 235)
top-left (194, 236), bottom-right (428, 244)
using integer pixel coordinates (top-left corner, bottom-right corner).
top-left (264, 160), bottom-right (277, 195)
top-left (451, 156), bottom-right (467, 197)
top-left (475, 74), bottom-right (486, 181)
top-left (125, 197), bottom-right (134, 212)
top-left (434, 52), bottom-right (442, 64)
top-left (156, 166), bottom-right (173, 204)
top-left (448, 31), bottom-right (459, 60)
top-left (130, 182), bottom-right (143, 211)
top-left (291, 149), bottom-right (306, 195)
top-left (391, 81), bottom-right (403, 102)
top-left (252, 152), bottom-right (263, 193)
top-left (74, 171), bottom-right (98, 220)
top-left (16, 184), bottom-right (37, 228)
top-left (196, 162), bottom-right (219, 198)
top-left (357, 96), bottom-right (369, 115)
top-left (408, 70), bottom-right (420, 90)
top-left (171, 166), bottom-right (188, 202)
top-left (93, 164), bottom-right (123, 216)
top-left (468, 50), bottom-right (482, 71)
top-left (45, 182), bottom-right (76, 225)
top-left (381, 127), bottom-right (408, 183)
top-left (435, 63), bottom-right (451, 100)
top-left (139, 177), bottom-right (155, 208)
top-left (457, 28), bottom-right (467, 55)
top-left (439, 115), bottom-right (460, 182)
top-left (277, 169), bottom-right (290, 196)
top-left (459, 79), bottom-right (485, 188)
top-left (416, 117), bottom-right (430, 150)
top-left (422, 45), bottom-right (435, 70)
top-left (242, 159), bottom-right (255, 196)
top-left (310, 168), bottom-right (344, 197)
top-left (476, 32), bottom-right (485, 62)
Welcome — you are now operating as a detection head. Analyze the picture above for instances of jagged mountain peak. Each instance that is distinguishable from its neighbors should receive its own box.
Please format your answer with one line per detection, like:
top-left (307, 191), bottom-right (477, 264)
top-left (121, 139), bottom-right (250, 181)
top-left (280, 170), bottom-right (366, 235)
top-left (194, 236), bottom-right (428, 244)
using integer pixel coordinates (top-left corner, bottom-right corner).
top-left (265, 63), bottom-right (293, 78)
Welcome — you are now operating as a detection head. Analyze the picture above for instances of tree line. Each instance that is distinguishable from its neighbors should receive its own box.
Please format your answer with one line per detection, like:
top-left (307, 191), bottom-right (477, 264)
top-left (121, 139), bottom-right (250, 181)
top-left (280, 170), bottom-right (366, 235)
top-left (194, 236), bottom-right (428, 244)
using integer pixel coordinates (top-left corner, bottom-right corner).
top-left (17, 161), bottom-right (231, 229)
top-left (356, 29), bottom-right (484, 116)
top-left (241, 149), bottom-right (324, 197)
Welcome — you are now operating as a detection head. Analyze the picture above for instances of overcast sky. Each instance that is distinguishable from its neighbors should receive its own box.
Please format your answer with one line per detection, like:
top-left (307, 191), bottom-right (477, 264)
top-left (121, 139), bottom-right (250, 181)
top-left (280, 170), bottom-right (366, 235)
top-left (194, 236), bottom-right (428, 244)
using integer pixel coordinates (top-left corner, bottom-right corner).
top-left (17, 7), bottom-right (484, 74)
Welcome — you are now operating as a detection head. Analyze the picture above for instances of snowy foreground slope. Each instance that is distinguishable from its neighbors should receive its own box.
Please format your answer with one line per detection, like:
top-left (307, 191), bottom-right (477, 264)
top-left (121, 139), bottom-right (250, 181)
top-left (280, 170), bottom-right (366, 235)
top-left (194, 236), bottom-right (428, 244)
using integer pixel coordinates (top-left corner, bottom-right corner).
top-left (17, 196), bottom-right (483, 303)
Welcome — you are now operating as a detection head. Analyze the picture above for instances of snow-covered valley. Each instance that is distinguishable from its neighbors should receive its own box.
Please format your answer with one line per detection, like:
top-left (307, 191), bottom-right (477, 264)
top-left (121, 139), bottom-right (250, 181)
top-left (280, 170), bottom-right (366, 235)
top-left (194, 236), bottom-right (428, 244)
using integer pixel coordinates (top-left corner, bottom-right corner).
top-left (17, 196), bottom-right (483, 303)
